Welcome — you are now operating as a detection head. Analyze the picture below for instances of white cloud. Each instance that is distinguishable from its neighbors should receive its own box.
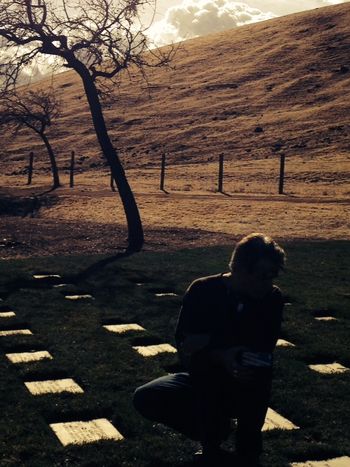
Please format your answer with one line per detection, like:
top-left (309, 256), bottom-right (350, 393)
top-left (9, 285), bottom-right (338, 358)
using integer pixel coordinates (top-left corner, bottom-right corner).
top-left (150, 0), bottom-right (349, 45)
top-left (148, 0), bottom-right (276, 46)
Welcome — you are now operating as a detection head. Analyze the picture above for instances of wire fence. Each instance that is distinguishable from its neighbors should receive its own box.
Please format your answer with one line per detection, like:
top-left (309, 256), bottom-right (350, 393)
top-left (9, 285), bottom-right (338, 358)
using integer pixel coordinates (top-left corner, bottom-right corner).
top-left (148, 153), bottom-right (350, 197)
top-left (22, 150), bottom-right (350, 198)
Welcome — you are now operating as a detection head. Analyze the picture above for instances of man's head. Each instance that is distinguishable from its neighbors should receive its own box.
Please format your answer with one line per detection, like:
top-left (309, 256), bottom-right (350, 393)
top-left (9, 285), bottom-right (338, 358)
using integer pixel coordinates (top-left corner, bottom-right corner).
top-left (229, 233), bottom-right (286, 298)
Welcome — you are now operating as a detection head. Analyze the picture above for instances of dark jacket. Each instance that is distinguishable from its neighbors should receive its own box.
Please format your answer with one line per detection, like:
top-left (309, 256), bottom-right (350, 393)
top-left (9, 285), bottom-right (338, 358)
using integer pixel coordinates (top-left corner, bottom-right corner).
top-left (175, 273), bottom-right (284, 379)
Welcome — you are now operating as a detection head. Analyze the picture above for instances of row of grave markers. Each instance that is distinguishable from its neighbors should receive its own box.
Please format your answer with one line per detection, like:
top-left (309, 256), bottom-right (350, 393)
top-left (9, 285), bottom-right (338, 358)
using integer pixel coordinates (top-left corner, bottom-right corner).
top-left (0, 274), bottom-right (124, 447)
top-left (1, 274), bottom-right (349, 466)
top-left (0, 327), bottom-right (123, 447)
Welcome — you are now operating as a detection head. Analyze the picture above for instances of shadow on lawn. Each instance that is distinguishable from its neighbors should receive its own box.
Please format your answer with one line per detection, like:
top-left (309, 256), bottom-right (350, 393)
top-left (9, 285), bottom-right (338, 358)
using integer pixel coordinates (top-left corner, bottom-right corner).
top-left (66, 251), bottom-right (132, 283)
top-left (0, 190), bottom-right (58, 217)
top-left (1, 251), bottom-right (131, 299)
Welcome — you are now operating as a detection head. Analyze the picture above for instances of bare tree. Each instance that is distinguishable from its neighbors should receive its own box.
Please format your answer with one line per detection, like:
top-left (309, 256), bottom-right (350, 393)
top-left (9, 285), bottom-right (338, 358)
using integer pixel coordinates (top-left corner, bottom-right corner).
top-left (0, 89), bottom-right (61, 188)
top-left (0, 0), bottom-right (173, 252)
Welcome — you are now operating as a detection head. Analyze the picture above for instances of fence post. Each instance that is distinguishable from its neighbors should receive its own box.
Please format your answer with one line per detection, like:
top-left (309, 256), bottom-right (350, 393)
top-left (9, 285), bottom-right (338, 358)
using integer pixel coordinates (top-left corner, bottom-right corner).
top-left (27, 151), bottom-right (34, 185)
top-left (160, 153), bottom-right (166, 191)
top-left (278, 153), bottom-right (285, 194)
top-left (218, 153), bottom-right (224, 192)
top-left (69, 150), bottom-right (75, 188)
top-left (110, 172), bottom-right (116, 192)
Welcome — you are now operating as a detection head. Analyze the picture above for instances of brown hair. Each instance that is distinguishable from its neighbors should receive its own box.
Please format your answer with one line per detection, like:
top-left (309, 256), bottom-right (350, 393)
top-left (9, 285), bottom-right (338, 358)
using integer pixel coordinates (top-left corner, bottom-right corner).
top-left (229, 233), bottom-right (286, 273)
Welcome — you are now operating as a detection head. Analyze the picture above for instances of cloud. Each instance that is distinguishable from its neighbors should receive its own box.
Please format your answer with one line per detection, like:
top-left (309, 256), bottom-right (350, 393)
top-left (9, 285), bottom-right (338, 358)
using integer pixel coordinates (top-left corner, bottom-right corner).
top-left (148, 0), bottom-right (276, 46)
top-left (149, 0), bottom-right (349, 45)
top-left (0, 46), bottom-right (62, 86)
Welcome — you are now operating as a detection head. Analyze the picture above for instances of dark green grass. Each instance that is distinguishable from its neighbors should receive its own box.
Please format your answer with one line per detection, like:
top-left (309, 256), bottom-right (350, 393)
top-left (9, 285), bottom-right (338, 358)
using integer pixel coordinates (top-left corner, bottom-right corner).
top-left (0, 241), bottom-right (349, 466)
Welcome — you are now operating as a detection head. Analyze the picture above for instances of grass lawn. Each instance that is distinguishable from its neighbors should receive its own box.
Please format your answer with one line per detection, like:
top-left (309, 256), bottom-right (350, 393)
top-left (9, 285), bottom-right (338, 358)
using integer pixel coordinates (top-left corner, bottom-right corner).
top-left (0, 241), bottom-right (349, 466)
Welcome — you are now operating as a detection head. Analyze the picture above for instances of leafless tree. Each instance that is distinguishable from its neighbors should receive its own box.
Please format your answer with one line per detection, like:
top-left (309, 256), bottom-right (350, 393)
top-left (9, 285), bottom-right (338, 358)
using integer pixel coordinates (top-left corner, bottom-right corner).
top-left (0, 0), bottom-right (174, 252)
top-left (0, 89), bottom-right (61, 188)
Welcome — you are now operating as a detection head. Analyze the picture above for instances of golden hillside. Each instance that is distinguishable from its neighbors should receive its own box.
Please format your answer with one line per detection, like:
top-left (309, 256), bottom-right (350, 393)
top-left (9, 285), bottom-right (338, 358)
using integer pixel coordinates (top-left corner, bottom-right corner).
top-left (1, 2), bottom-right (350, 174)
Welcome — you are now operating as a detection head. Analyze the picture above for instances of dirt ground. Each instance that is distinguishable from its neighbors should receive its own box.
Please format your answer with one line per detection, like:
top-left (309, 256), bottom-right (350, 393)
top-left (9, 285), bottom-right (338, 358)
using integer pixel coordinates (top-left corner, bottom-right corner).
top-left (1, 160), bottom-right (349, 260)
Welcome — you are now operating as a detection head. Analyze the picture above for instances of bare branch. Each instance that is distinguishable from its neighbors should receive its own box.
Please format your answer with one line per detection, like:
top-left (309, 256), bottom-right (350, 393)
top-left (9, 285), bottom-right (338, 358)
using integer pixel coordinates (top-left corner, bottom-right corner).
top-left (0, 87), bottom-right (61, 135)
top-left (1, 0), bottom-right (175, 91)
top-left (0, 0), bottom-right (176, 249)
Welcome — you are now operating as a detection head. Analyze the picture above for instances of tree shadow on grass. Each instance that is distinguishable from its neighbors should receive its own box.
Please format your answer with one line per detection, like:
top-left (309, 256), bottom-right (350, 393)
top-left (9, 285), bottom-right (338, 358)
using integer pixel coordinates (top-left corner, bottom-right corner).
top-left (0, 192), bottom-right (57, 217)
top-left (65, 250), bottom-right (132, 283)
top-left (1, 251), bottom-right (132, 299)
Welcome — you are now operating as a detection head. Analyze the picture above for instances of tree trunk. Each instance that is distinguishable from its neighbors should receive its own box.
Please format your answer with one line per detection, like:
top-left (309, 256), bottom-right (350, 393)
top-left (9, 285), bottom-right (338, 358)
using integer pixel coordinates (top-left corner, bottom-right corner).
top-left (74, 63), bottom-right (144, 252)
top-left (41, 133), bottom-right (60, 188)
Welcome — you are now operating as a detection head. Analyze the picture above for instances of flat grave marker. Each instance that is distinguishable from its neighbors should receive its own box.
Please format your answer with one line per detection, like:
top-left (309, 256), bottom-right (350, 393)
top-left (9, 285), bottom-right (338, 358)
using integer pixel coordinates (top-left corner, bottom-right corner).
top-left (33, 274), bottom-right (61, 279)
top-left (308, 362), bottom-right (349, 374)
top-left (277, 339), bottom-right (295, 347)
top-left (133, 343), bottom-right (177, 357)
top-left (25, 378), bottom-right (84, 395)
top-left (0, 329), bottom-right (32, 337)
top-left (65, 294), bottom-right (94, 300)
top-left (50, 418), bottom-right (123, 446)
top-left (262, 408), bottom-right (299, 432)
top-left (290, 456), bottom-right (350, 466)
top-left (0, 311), bottom-right (16, 318)
top-left (314, 317), bottom-right (337, 321)
top-left (6, 350), bottom-right (53, 364)
top-left (103, 323), bottom-right (145, 334)
top-left (155, 293), bottom-right (178, 297)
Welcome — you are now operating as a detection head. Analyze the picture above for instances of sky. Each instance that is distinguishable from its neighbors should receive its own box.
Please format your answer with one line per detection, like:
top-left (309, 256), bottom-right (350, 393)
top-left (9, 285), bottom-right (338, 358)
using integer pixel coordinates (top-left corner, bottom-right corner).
top-left (148, 0), bottom-right (348, 45)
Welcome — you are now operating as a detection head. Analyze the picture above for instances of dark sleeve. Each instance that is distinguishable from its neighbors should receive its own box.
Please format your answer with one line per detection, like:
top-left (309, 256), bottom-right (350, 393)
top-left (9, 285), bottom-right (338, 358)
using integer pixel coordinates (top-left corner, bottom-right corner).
top-left (266, 287), bottom-right (284, 352)
top-left (175, 280), bottom-right (208, 347)
top-left (175, 280), bottom-right (215, 374)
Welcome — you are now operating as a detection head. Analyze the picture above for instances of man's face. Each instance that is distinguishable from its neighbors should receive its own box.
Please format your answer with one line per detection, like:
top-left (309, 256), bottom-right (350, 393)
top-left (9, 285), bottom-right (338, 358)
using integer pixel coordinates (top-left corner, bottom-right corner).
top-left (237, 258), bottom-right (279, 299)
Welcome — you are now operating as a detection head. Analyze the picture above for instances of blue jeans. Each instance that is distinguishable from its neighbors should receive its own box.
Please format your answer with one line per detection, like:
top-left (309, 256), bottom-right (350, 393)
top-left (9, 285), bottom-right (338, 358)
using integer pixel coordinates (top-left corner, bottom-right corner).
top-left (133, 372), bottom-right (270, 456)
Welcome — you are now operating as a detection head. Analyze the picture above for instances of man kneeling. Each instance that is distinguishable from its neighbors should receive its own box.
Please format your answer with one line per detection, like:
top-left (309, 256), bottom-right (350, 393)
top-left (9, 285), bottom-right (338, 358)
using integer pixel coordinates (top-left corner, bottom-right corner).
top-left (133, 233), bottom-right (286, 466)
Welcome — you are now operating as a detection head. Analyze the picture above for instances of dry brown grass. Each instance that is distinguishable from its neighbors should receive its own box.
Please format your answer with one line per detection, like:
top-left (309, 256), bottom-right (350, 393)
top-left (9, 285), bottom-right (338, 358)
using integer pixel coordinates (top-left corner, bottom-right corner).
top-left (0, 3), bottom-right (349, 257)
top-left (2, 3), bottom-right (349, 165)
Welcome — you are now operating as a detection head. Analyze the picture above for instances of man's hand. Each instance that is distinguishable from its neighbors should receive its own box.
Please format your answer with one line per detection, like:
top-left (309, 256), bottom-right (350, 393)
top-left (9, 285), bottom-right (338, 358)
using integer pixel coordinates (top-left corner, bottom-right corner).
top-left (212, 346), bottom-right (258, 383)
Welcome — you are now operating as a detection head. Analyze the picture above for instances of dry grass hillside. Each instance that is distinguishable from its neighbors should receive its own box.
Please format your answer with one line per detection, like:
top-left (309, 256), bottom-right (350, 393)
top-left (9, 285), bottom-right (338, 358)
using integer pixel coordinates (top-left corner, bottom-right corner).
top-left (0, 3), bottom-right (349, 258)
top-left (2, 2), bottom-right (350, 168)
